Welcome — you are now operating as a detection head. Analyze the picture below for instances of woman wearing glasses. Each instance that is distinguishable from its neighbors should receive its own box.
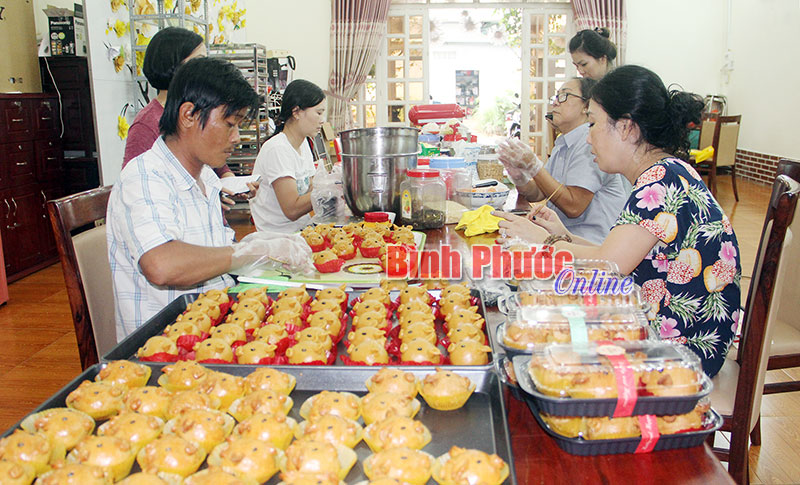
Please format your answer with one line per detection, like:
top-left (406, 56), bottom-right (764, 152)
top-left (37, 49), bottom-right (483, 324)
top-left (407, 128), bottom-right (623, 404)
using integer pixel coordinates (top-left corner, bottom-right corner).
top-left (496, 66), bottom-right (740, 378)
top-left (498, 77), bottom-right (628, 243)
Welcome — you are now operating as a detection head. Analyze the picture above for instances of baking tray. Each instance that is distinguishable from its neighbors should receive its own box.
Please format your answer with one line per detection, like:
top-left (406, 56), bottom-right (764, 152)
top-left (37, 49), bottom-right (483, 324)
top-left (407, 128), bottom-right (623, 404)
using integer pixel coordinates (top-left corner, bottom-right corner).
top-left (511, 354), bottom-right (713, 417)
top-left (1, 363), bottom-right (516, 484)
top-left (527, 398), bottom-right (722, 456)
top-left (104, 289), bottom-right (496, 369)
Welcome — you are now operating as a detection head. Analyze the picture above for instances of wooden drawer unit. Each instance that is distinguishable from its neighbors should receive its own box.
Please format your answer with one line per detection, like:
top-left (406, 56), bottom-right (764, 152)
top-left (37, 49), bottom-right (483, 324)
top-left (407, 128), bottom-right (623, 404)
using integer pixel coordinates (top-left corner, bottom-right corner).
top-left (33, 97), bottom-right (59, 139)
top-left (0, 94), bottom-right (65, 282)
top-left (3, 142), bottom-right (37, 187)
top-left (35, 138), bottom-right (63, 183)
top-left (0, 98), bottom-right (33, 143)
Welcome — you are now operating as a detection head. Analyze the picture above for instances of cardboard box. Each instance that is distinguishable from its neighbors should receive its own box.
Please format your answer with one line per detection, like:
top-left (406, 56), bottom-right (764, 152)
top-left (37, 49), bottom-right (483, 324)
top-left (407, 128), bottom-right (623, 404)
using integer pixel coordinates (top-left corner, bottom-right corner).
top-left (0, 0), bottom-right (42, 92)
top-left (45, 4), bottom-right (86, 56)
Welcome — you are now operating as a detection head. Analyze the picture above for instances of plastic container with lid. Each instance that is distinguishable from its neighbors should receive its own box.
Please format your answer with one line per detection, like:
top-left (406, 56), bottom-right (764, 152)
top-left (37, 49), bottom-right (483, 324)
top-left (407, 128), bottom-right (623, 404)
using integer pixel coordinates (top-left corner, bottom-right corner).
top-left (363, 212), bottom-right (393, 230)
top-left (498, 306), bottom-right (653, 355)
top-left (516, 259), bottom-right (622, 293)
top-left (498, 285), bottom-right (648, 315)
top-left (429, 157), bottom-right (471, 201)
top-left (399, 169), bottom-right (446, 230)
top-left (515, 340), bottom-right (712, 417)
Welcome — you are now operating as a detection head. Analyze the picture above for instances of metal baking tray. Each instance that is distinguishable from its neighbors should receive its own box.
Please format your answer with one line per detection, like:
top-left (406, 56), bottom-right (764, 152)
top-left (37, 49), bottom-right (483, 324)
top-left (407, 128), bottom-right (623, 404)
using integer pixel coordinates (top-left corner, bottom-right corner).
top-left (527, 398), bottom-right (722, 456)
top-left (104, 289), bottom-right (496, 369)
top-left (511, 354), bottom-right (712, 417)
top-left (1, 363), bottom-right (516, 484)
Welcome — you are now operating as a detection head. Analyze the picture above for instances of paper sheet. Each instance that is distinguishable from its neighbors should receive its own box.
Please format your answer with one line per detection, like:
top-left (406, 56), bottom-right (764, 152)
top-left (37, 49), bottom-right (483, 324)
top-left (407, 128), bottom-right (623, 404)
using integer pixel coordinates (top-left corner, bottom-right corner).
top-left (221, 174), bottom-right (261, 194)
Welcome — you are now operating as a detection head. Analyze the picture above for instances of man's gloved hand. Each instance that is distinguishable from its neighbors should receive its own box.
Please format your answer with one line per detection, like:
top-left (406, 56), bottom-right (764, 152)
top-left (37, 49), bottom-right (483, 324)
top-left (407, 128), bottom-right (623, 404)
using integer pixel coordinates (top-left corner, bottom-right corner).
top-left (497, 138), bottom-right (544, 186)
top-left (231, 232), bottom-right (314, 275)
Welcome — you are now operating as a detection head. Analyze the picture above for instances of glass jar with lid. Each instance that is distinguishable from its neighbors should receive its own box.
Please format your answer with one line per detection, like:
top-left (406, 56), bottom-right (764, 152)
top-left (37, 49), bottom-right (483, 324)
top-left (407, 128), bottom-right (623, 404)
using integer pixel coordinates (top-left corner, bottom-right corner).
top-left (399, 169), bottom-right (446, 230)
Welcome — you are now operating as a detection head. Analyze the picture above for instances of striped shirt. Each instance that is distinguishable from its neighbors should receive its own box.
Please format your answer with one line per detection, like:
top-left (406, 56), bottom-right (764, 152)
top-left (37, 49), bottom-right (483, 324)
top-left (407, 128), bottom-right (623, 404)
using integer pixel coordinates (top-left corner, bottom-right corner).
top-left (107, 137), bottom-right (235, 341)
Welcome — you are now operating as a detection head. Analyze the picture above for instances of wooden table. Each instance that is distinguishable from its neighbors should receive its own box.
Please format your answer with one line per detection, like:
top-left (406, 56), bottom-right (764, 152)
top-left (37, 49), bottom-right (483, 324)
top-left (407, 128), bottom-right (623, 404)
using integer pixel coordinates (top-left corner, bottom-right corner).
top-left (422, 225), bottom-right (734, 485)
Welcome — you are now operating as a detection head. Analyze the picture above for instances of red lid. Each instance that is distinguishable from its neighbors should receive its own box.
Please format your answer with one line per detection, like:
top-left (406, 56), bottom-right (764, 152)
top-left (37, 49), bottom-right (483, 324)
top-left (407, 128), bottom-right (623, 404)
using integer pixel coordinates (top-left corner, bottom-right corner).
top-left (417, 157), bottom-right (430, 166)
top-left (443, 134), bottom-right (458, 141)
top-left (407, 169), bottom-right (440, 178)
top-left (364, 212), bottom-right (390, 223)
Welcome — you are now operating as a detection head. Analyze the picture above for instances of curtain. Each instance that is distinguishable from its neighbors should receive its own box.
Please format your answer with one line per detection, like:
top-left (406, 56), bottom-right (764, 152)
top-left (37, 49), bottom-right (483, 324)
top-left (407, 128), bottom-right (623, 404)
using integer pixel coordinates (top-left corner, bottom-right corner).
top-left (327, 0), bottom-right (391, 131)
top-left (572, 0), bottom-right (627, 65)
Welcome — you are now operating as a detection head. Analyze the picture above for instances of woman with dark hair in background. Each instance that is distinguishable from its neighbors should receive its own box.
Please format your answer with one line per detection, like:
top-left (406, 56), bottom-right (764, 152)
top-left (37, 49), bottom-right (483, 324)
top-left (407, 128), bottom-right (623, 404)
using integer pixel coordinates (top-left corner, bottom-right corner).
top-left (497, 65), bottom-right (741, 377)
top-left (249, 79), bottom-right (326, 233)
top-left (498, 77), bottom-right (627, 244)
top-left (568, 27), bottom-right (617, 80)
top-left (122, 27), bottom-right (224, 171)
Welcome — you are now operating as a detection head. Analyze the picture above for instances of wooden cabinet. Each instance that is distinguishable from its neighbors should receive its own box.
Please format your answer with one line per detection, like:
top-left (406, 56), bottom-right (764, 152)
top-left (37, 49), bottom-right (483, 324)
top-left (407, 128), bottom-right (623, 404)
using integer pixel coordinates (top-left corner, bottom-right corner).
top-left (39, 57), bottom-right (100, 194)
top-left (0, 94), bottom-right (65, 282)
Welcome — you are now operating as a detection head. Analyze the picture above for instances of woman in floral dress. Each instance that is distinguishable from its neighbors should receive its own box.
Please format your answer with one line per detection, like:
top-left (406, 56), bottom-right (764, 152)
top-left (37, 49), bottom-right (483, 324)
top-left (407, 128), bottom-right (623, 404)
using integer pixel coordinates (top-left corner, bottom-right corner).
top-left (497, 65), bottom-right (741, 377)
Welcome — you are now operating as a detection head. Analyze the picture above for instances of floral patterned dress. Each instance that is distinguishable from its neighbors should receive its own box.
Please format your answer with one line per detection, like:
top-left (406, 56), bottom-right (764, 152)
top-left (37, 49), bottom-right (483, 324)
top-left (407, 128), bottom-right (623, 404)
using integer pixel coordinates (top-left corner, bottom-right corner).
top-left (614, 157), bottom-right (741, 377)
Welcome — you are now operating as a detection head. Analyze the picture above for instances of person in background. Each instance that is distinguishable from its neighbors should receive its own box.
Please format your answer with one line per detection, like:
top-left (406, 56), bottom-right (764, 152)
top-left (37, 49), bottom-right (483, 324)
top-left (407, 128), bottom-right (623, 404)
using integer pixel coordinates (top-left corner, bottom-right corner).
top-left (108, 58), bottom-right (311, 340)
top-left (568, 27), bottom-right (617, 80)
top-left (123, 27), bottom-right (212, 168)
top-left (498, 77), bottom-right (627, 244)
top-left (496, 65), bottom-right (740, 378)
top-left (249, 79), bottom-right (326, 233)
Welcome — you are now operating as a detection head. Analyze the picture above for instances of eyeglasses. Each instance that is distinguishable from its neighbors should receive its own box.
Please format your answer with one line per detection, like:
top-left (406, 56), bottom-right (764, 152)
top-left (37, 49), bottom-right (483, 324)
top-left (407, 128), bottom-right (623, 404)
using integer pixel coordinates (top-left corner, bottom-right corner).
top-left (550, 92), bottom-right (586, 105)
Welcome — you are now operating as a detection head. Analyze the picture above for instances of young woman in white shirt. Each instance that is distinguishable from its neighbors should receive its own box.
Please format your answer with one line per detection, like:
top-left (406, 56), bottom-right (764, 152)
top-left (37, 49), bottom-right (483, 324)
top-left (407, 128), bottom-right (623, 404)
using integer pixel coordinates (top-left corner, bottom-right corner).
top-left (250, 79), bottom-right (326, 233)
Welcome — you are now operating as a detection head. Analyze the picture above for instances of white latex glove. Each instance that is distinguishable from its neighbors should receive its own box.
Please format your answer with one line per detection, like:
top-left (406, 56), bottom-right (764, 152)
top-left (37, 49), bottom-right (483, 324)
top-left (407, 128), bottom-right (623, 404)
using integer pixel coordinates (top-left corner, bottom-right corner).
top-left (497, 138), bottom-right (544, 184)
top-left (231, 232), bottom-right (314, 275)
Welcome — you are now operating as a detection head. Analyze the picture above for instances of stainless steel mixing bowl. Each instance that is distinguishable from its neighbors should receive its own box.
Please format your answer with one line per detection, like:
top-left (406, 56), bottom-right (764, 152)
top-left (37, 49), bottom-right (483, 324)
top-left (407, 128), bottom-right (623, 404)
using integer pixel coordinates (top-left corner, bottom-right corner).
top-left (340, 127), bottom-right (418, 216)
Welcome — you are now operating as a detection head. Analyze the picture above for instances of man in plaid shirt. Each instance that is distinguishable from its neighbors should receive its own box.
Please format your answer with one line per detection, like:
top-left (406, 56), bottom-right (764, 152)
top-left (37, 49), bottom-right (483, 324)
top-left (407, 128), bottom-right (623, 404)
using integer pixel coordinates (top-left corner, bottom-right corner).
top-left (107, 57), bottom-right (311, 340)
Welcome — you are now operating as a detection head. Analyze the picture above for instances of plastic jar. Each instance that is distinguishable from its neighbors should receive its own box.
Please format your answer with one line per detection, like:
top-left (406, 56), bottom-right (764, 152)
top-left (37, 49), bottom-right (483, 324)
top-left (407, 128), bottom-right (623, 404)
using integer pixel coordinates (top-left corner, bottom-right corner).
top-left (363, 211), bottom-right (393, 230)
top-left (399, 169), bottom-right (446, 230)
top-left (429, 157), bottom-right (471, 201)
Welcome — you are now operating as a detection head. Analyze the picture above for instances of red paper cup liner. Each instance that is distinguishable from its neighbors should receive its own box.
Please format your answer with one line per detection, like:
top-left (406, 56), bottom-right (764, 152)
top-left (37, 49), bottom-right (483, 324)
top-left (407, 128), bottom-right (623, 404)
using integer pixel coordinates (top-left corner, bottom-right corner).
top-left (198, 358), bottom-right (233, 365)
top-left (256, 356), bottom-right (280, 365)
top-left (219, 300), bottom-right (234, 315)
top-left (139, 352), bottom-right (179, 362)
top-left (272, 355), bottom-right (289, 365)
top-left (245, 328), bottom-right (256, 338)
top-left (179, 351), bottom-right (196, 361)
top-left (309, 242), bottom-right (328, 253)
top-left (386, 340), bottom-right (401, 358)
top-left (285, 323), bottom-right (304, 336)
top-left (359, 246), bottom-right (382, 259)
top-left (353, 235), bottom-right (363, 246)
top-left (439, 337), bottom-right (451, 348)
top-left (386, 325), bottom-right (402, 340)
top-left (383, 234), bottom-right (396, 243)
top-left (176, 335), bottom-right (204, 353)
top-left (398, 357), bottom-right (445, 366)
top-left (274, 337), bottom-right (293, 355)
top-left (339, 250), bottom-right (357, 260)
top-left (231, 340), bottom-right (247, 350)
top-left (314, 259), bottom-right (345, 273)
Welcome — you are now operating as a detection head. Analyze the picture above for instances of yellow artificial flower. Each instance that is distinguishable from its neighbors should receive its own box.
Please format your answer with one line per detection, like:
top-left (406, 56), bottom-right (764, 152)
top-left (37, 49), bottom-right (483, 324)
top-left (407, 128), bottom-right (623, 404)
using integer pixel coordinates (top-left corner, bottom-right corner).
top-left (117, 116), bottom-right (130, 140)
top-left (135, 0), bottom-right (155, 15)
top-left (164, 0), bottom-right (175, 11)
top-left (113, 48), bottom-right (126, 73)
top-left (110, 0), bottom-right (127, 13)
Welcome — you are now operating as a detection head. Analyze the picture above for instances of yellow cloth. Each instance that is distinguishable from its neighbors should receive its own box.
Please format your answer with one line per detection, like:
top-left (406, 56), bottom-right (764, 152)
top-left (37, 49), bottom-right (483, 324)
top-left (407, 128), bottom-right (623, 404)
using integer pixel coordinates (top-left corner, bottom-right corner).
top-left (455, 205), bottom-right (503, 237)
top-left (690, 146), bottom-right (714, 163)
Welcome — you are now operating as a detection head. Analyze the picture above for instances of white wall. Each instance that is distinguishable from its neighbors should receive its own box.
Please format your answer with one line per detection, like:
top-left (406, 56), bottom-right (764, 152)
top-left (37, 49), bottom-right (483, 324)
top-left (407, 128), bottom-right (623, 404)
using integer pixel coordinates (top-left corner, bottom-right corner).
top-left (244, 0), bottom-right (331, 89)
top-left (725, 0), bottom-right (797, 159)
top-left (626, 0), bottom-right (799, 159)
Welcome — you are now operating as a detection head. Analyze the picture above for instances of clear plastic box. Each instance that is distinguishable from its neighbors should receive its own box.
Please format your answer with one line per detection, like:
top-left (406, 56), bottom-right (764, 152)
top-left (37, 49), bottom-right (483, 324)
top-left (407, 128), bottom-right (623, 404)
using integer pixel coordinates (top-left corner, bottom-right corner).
top-left (527, 341), bottom-right (705, 400)
top-left (499, 307), bottom-right (652, 353)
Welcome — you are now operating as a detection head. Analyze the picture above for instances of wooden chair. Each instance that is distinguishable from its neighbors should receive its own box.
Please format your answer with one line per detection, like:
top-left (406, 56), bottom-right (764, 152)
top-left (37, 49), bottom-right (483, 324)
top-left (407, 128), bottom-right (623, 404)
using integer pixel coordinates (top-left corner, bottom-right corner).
top-left (694, 114), bottom-right (742, 201)
top-left (46, 186), bottom-right (115, 370)
top-left (708, 162), bottom-right (800, 484)
top-left (762, 160), bottom-right (800, 395)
